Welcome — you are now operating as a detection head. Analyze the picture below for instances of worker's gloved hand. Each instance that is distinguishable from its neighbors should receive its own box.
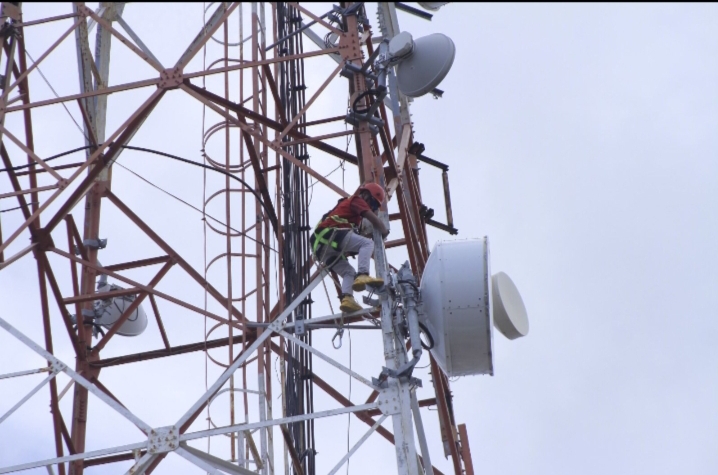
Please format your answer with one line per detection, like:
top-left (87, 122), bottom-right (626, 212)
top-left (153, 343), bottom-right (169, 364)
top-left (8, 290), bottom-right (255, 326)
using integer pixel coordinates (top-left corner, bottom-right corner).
top-left (382, 229), bottom-right (389, 239)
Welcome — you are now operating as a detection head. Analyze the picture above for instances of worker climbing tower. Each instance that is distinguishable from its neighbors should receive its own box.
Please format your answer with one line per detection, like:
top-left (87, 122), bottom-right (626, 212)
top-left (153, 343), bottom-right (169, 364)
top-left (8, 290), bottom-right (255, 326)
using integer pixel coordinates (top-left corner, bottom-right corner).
top-left (0, 3), bottom-right (528, 475)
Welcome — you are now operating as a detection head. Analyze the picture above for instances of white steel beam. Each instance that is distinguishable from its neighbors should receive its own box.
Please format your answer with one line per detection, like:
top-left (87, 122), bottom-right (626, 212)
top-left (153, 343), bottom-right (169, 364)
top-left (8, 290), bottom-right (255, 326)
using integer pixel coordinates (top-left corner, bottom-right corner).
top-left (411, 390), bottom-right (435, 475)
top-left (0, 370), bottom-right (58, 426)
top-left (86, 4), bottom-right (107, 34)
top-left (175, 269), bottom-right (327, 429)
top-left (0, 401), bottom-right (377, 473)
top-left (278, 330), bottom-right (379, 390)
top-left (174, 447), bottom-right (224, 475)
top-left (174, 2), bottom-right (240, 70)
top-left (0, 316), bottom-right (153, 434)
top-left (373, 229), bottom-right (420, 475)
top-left (0, 366), bottom-right (50, 380)
top-left (122, 452), bottom-right (156, 475)
top-left (0, 441), bottom-right (146, 474)
top-left (177, 444), bottom-right (260, 475)
top-left (180, 403), bottom-right (378, 443)
top-left (327, 414), bottom-right (388, 475)
top-left (114, 15), bottom-right (163, 69)
top-left (299, 22), bottom-right (341, 64)
top-left (282, 307), bottom-right (375, 330)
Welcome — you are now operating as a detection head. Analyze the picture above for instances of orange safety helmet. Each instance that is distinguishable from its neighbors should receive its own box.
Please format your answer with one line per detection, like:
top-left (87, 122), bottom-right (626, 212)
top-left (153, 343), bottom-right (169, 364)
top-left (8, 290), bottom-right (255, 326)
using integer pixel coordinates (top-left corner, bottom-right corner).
top-left (359, 182), bottom-right (386, 205)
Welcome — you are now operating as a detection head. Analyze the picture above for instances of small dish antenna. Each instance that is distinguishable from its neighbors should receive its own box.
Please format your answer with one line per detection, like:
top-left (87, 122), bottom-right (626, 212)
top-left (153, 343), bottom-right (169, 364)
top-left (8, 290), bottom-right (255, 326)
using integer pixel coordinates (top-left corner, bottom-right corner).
top-left (418, 2), bottom-right (450, 11)
top-left (387, 31), bottom-right (456, 98)
top-left (492, 272), bottom-right (529, 340)
top-left (93, 281), bottom-right (148, 337)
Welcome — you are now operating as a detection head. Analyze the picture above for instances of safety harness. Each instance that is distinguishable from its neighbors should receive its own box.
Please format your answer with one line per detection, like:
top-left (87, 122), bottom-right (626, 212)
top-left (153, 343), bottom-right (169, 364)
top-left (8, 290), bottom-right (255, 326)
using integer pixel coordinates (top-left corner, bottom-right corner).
top-left (311, 197), bottom-right (357, 266)
top-left (311, 215), bottom-right (351, 255)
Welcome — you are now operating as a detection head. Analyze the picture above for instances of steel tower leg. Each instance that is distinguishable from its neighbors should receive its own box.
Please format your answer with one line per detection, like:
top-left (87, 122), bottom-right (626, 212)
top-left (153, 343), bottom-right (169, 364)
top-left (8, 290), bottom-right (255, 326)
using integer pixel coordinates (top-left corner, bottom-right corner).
top-left (373, 235), bottom-right (420, 475)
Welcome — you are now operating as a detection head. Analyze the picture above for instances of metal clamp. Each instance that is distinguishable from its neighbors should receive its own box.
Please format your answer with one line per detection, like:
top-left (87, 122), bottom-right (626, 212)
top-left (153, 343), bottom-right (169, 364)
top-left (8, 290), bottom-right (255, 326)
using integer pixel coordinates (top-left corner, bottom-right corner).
top-left (362, 295), bottom-right (381, 308)
top-left (294, 319), bottom-right (305, 336)
top-left (332, 301), bottom-right (347, 349)
top-left (81, 308), bottom-right (97, 319)
top-left (74, 238), bottom-right (107, 255)
top-left (332, 327), bottom-right (344, 349)
top-left (380, 355), bottom-right (420, 381)
top-left (84, 238), bottom-right (107, 249)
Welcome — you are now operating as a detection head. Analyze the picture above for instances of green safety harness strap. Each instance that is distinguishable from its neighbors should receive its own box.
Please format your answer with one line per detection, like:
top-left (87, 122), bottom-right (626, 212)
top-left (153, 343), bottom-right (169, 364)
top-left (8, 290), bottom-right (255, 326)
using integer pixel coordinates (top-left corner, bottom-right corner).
top-left (311, 215), bottom-right (353, 261)
top-left (311, 216), bottom-right (353, 303)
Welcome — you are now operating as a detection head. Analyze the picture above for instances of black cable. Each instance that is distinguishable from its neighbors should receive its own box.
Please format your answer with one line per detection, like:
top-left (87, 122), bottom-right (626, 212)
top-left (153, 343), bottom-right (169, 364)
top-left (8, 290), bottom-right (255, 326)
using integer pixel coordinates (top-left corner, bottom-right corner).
top-left (114, 161), bottom-right (276, 252)
top-left (0, 145), bottom-right (94, 173)
top-left (0, 143), bottom-right (278, 235)
top-left (0, 202), bottom-right (37, 213)
top-left (351, 89), bottom-right (380, 115)
top-left (397, 279), bottom-right (420, 292)
top-left (418, 321), bottom-right (435, 350)
top-left (119, 145), bottom-right (277, 234)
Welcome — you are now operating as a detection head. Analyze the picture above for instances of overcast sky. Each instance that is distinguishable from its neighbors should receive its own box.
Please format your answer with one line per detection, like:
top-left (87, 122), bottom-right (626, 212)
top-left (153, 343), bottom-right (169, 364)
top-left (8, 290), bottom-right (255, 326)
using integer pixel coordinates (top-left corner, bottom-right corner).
top-left (0, 3), bottom-right (717, 475)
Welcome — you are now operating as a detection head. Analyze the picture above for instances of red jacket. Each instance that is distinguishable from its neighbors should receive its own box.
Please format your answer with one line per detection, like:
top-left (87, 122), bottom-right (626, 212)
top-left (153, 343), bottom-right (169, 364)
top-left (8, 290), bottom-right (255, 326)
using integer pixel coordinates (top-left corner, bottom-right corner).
top-left (316, 196), bottom-right (371, 230)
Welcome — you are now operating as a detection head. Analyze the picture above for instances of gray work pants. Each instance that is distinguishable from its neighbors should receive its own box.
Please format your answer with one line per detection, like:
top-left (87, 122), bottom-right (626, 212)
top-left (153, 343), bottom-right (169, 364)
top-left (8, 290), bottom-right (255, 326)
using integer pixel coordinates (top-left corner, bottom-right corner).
top-left (321, 231), bottom-right (374, 296)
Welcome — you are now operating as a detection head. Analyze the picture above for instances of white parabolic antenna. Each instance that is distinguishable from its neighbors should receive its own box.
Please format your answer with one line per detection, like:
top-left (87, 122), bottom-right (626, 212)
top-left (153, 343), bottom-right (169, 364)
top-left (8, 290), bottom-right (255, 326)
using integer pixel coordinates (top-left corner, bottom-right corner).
top-left (420, 238), bottom-right (529, 377)
top-left (94, 282), bottom-right (148, 337)
top-left (492, 271), bottom-right (529, 339)
top-left (395, 33), bottom-right (456, 98)
top-left (420, 238), bottom-right (494, 376)
top-left (418, 2), bottom-right (451, 11)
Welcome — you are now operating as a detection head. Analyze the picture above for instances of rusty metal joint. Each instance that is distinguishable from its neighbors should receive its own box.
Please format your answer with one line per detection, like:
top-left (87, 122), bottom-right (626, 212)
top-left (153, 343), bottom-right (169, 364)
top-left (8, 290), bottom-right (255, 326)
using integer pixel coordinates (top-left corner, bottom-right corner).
top-left (1, 3), bottom-right (21, 22)
top-left (31, 228), bottom-right (54, 250)
top-left (75, 4), bottom-right (92, 19)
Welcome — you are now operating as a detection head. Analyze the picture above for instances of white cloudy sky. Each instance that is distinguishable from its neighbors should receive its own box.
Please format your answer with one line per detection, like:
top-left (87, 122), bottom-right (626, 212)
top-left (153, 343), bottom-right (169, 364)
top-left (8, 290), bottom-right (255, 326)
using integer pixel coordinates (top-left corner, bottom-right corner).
top-left (0, 3), bottom-right (716, 475)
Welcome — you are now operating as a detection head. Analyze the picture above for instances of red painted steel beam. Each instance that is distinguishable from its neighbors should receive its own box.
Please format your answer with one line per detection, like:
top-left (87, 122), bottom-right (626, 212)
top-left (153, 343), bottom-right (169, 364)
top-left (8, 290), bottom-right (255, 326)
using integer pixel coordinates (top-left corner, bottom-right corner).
top-left (13, 161), bottom-right (84, 177)
top-left (38, 255), bottom-right (70, 474)
top-left (103, 255), bottom-right (171, 272)
top-left (4, 29), bottom-right (68, 472)
top-left (104, 190), bottom-right (247, 325)
top-left (62, 286), bottom-right (142, 305)
top-left (91, 334), bottom-right (255, 368)
top-left (262, 63), bottom-right (287, 125)
top-left (184, 82), bottom-right (358, 165)
top-left (83, 451), bottom-right (146, 468)
top-left (458, 424), bottom-right (475, 475)
top-left (0, 144), bottom-right (34, 223)
top-left (148, 294), bottom-right (171, 350)
top-left (41, 89), bottom-right (166, 236)
top-left (38, 252), bottom-right (83, 356)
top-left (431, 356), bottom-right (462, 475)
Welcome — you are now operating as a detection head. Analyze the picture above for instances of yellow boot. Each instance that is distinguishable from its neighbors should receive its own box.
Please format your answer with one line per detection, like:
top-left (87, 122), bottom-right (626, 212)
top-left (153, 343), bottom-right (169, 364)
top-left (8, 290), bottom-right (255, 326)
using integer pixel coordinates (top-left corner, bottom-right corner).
top-left (352, 273), bottom-right (384, 292)
top-left (340, 295), bottom-right (363, 313)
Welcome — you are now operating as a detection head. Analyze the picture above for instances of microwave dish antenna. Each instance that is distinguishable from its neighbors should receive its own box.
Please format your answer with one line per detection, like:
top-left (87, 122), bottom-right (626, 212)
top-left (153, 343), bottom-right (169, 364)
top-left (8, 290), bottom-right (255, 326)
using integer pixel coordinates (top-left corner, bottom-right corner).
top-left (492, 271), bottom-right (529, 340)
top-left (387, 31), bottom-right (456, 98)
top-left (420, 238), bottom-right (494, 377)
top-left (419, 238), bottom-right (529, 377)
top-left (93, 282), bottom-right (148, 337)
top-left (418, 2), bottom-right (451, 11)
